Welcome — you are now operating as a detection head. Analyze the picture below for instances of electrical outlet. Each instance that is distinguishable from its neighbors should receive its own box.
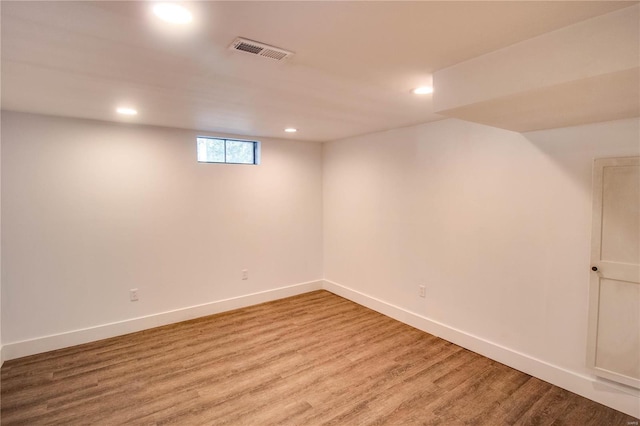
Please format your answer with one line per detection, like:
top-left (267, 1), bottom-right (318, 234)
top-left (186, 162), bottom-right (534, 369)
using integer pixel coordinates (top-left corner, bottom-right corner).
top-left (419, 285), bottom-right (426, 298)
top-left (130, 288), bottom-right (139, 302)
top-left (242, 269), bottom-right (248, 280)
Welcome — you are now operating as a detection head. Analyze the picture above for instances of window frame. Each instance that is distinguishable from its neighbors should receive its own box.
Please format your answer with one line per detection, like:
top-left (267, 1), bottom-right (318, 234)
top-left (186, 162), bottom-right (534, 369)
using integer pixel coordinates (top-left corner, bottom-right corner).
top-left (196, 136), bottom-right (260, 165)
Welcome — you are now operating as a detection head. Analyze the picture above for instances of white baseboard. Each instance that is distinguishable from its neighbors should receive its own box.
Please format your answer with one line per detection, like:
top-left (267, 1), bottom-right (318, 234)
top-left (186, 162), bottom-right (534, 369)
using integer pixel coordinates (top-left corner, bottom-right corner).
top-left (2, 280), bottom-right (323, 362)
top-left (322, 279), bottom-right (640, 419)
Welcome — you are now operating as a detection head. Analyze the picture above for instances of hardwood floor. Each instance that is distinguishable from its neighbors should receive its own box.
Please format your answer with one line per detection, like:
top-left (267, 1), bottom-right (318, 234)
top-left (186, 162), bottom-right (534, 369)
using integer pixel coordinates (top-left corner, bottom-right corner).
top-left (1, 290), bottom-right (637, 425)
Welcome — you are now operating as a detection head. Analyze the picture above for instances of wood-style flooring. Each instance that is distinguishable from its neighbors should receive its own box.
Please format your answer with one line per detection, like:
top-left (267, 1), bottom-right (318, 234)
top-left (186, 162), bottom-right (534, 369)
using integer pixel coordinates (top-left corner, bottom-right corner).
top-left (1, 290), bottom-right (637, 425)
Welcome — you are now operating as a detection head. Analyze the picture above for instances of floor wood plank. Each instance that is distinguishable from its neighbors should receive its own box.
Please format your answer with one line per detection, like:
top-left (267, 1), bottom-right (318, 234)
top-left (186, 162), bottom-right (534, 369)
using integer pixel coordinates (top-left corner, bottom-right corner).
top-left (1, 290), bottom-right (636, 425)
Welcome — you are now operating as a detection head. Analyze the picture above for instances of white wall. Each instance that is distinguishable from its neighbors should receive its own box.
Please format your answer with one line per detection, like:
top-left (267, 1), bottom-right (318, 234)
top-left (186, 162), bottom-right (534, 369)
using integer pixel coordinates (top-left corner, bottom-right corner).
top-left (0, 108), bottom-right (3, 365)
top-left (323, 117), bottom-right (640, 415)
top-left (0, 3), bottom-right (3, 366)
top-left (1, 111), bottom-right (323, 345)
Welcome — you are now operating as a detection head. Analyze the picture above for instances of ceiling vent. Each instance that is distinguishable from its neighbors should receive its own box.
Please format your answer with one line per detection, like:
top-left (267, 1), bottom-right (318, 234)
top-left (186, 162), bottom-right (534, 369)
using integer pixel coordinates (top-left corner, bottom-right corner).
top-left (229, 37), bottom-right (294, 61)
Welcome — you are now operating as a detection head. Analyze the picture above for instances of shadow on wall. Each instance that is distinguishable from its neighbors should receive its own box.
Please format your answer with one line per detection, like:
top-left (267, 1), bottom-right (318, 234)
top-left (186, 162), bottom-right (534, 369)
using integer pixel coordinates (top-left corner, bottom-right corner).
top-left (522, 118), bottom-right (640, 196)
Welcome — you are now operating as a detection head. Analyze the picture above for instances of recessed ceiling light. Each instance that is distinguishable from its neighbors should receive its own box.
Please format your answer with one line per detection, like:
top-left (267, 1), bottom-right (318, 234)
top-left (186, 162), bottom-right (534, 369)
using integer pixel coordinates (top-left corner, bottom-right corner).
top-left (412, 86), bottom-right (434, 95)
top-left (153, 3), bottom-right (193, 24)
top-left (284, 128), bottom-right (297, 133)
top-left (116, 107), bottom-right (138, 116)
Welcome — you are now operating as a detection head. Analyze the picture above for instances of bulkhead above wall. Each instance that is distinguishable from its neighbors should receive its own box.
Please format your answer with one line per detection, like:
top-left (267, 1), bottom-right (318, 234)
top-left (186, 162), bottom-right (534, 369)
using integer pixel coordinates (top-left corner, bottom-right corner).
top-left (433, 5), bottom-right (640, 133)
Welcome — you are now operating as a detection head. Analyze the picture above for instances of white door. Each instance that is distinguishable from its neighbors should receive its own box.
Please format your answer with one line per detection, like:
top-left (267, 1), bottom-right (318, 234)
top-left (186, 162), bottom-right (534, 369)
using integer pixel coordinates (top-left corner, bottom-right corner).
top-left (587, 156), bottom-right (640, 389)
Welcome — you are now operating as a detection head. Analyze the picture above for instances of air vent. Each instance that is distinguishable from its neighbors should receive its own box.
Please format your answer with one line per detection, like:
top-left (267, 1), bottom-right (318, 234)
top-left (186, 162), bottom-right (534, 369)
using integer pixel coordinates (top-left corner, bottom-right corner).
top-left (229, 37), bottom-right (294, 61)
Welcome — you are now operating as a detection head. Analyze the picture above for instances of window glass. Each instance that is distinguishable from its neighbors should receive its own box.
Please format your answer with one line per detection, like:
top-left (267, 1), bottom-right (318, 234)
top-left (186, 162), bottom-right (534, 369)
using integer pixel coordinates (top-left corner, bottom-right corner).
top-left (226, 140), bottom-right (254, 164)
top-left (197, 137), bottom-right (258, 165)
top-left (197, 138), bottom-right (225, 163)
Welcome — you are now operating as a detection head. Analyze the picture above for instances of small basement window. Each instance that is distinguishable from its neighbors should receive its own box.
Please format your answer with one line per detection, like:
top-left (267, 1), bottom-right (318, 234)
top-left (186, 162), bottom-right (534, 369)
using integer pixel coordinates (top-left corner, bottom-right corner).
top-left (197, 137), bottom-right (259, 165)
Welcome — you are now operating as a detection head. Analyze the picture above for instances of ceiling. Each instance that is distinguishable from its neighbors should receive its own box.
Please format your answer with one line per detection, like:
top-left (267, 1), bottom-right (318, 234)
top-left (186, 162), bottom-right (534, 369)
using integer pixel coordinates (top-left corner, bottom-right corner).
top-left (1, 1), bottom-right (635, 142)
